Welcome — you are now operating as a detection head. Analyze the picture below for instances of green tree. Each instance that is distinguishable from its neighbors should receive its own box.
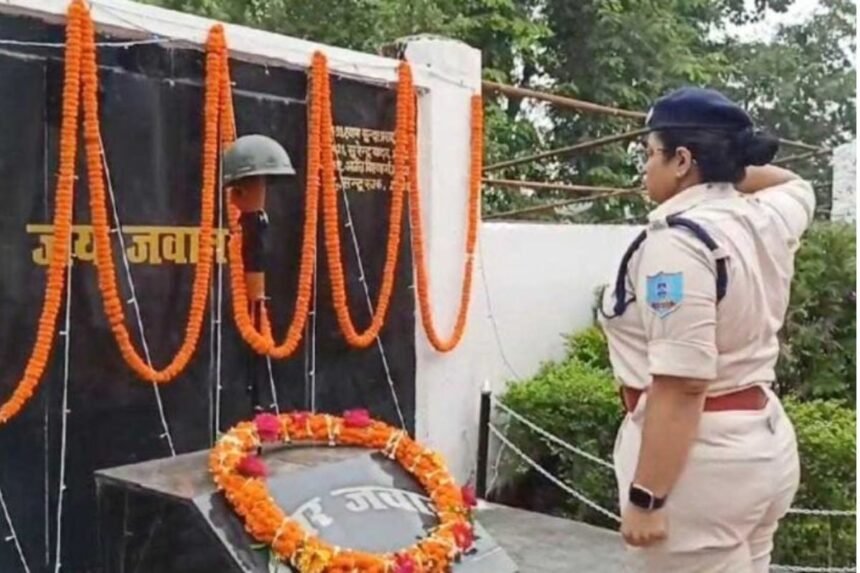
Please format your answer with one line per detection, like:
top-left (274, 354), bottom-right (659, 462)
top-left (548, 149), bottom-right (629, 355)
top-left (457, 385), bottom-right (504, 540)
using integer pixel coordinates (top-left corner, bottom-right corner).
top-left (776, 222), bottom-right (856, 403)
top-left (145, 0), bottom-right (546, 78)
top-left (146, 0), bottom-right (855, 221)
top-left (720, 0), bottom-right (857, 216)
top-left (503, 0), bottom-right (855, 223)
top-left (143, 0), bottom-right (552, 217)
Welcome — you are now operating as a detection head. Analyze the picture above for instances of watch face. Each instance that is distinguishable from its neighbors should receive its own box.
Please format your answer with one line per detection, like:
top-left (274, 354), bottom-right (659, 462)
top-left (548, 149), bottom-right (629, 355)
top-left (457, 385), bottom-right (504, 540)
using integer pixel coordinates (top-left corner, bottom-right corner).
top-left (629, 485), bottom-right (655, 509)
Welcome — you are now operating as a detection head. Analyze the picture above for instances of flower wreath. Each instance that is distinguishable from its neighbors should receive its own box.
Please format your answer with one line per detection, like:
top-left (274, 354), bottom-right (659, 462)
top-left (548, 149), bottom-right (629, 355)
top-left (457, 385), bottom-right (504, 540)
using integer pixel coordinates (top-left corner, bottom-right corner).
top-left (209, 411), bottom-right (478, 572)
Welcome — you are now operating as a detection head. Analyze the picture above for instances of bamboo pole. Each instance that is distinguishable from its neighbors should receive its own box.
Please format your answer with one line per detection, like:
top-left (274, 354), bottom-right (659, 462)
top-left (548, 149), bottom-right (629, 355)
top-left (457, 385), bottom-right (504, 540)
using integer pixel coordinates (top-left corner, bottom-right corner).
top-left (484, 189), bottom-right (644, 220)
top-left (777, 138), bottom-right (824, 153)
top-left (482, 81), bottom-right (645, 119)
top-left (482, 80), bottom-right (825, 153)
top-left (483, 128), bottom-right (649, 173)
top-left (482, 178), bottom-right (635, 195)
top-left (773, 148), bottom-right (831, 165)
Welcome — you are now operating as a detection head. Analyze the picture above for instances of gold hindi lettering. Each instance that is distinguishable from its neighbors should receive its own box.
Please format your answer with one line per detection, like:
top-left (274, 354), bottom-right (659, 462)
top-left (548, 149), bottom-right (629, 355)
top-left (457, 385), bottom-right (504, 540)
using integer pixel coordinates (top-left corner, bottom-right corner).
top-left (25, 224), bottom-right (228, 266)
top-left (126, 227), bottom-right (163, 264)
top-left (334, 123), bottom-right (395, 194)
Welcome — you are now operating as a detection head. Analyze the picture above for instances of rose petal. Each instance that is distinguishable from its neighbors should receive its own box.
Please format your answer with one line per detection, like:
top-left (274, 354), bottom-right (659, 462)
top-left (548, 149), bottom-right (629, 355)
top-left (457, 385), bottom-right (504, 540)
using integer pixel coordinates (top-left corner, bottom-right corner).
top-left (394, 554), bottom-right (416, 573)
top-left (461, 484), bottom-right (477, 508)
top-left (343, 408), bottom-right (372, 428)
top-left (254, 413), bottom-right (281, 442)
top-left (236, 455), bottom-right (268, 478)
top-left (453, 522), bottom-right (474, 550)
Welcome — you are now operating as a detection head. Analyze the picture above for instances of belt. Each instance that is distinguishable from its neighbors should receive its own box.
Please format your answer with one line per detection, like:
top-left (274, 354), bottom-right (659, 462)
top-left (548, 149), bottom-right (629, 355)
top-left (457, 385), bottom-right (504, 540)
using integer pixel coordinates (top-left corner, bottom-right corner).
top-left (620, 385), bottom-right (768, 414)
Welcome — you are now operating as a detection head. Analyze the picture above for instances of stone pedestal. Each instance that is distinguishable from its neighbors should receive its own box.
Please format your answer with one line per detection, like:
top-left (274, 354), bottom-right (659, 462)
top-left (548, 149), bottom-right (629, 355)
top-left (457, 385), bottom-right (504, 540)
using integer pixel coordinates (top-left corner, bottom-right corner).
top-left (95, 446), bottom-right (517, 572)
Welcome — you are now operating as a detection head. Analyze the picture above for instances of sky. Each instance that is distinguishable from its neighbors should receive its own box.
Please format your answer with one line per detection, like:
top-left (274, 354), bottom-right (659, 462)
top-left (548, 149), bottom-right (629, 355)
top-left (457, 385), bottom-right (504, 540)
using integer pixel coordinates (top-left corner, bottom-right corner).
top-left (726, 0), bottom-right (823, 41)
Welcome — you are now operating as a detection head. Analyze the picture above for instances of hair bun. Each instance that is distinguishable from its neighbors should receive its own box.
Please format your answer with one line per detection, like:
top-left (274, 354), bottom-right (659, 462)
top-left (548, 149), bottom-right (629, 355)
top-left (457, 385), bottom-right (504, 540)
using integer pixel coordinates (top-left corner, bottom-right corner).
top-left (737, 129), bottom-right (779, 166)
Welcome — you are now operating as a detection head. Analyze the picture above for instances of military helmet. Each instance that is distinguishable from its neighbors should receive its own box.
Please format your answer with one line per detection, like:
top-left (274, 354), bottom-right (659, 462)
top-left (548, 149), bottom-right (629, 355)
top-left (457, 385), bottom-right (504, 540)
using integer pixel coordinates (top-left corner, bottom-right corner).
top-left (222, 134), bottom-right (295, 185)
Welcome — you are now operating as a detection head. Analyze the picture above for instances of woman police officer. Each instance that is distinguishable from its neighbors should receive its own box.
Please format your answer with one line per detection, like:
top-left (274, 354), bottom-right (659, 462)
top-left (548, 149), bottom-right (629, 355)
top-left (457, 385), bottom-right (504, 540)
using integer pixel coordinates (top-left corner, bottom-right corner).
top-left (597, 87), bottom-right (813, 572)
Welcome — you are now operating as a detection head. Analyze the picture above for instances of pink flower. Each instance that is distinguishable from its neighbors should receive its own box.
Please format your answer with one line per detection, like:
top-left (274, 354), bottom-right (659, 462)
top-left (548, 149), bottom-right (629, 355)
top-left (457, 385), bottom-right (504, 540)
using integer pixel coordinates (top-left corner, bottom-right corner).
top-left (343, 408), bottom-right (372, 428)
top-left (254, 413), bottom-right (281, 442)
top-left (236, 455), bottom-right (268, 478)
top-left (452, 522), bottom-right (474, 550)
top-left (461, 484), bottom-right (477, 508)
top-left (393, 554), bottom-right (416, 573)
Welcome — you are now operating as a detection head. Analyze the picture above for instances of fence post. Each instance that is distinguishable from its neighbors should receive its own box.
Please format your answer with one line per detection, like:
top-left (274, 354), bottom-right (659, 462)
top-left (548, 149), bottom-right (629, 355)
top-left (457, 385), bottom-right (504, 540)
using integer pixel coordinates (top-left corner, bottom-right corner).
top-left (476, 382), bottom-right (491, 499)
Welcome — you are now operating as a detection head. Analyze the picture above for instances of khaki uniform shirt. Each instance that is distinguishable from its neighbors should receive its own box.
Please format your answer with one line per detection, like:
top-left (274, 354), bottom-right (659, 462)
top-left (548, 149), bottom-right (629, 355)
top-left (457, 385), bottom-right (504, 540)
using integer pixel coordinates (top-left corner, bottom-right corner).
top-left (598, 179), bottom-right (815, 395)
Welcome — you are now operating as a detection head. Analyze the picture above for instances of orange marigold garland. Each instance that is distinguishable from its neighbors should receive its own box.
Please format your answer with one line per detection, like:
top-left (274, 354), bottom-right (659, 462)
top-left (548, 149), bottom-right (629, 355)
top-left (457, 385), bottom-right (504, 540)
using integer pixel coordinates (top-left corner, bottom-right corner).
top-left (320, 61), bottom-right (411, 349)
top-left (407, 93), bottom-right (483, 353)
top-left (218, 44), bottom-right (273, 354)
top-left (0, 0), bottom-right (84, 424)
top-left (210, 411), bottom-right (477, 572)
top-left (224, 51), bottom-right (323, 358)
top-left (80, 14), bottom-right (222, 383)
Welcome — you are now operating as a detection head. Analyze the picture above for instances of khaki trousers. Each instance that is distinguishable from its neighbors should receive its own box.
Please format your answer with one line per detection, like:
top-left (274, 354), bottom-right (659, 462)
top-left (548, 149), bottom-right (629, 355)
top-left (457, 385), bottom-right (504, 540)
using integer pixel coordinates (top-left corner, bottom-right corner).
top-left (613, 386), bottom-right (800, 573)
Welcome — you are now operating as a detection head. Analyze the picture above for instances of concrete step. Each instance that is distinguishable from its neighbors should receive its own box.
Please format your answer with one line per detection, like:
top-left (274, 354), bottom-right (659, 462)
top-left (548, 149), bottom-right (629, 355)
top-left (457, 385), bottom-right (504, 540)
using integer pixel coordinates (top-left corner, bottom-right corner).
top-left (477, 502), bottom-right (626, 572)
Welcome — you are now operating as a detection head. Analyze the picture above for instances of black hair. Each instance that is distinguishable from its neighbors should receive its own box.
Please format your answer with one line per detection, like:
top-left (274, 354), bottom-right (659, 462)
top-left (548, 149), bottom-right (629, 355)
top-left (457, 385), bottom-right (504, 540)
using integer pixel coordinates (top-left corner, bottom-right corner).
top-left (653, 128), bottom-right (779, 183)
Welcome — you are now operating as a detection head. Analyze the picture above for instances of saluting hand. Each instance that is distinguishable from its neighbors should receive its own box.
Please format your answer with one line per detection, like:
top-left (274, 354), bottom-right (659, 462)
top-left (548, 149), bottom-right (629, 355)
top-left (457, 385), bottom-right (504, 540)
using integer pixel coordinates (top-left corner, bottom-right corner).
top-left (621, 504), bottom-right (668, 547)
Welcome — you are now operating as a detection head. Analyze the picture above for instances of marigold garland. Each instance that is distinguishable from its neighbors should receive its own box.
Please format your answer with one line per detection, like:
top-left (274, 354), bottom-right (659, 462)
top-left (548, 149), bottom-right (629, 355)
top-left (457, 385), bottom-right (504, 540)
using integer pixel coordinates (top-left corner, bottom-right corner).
top-left (220, 48), bottom-right (483, 355)
top-left (224, 52), bottom-right (323, 358)
top-left (6, 1), bottom-right (481, 406)
top-left (210, 411), bottom-right (476, 572)
top-left (0, 0), bottom-right (84, 424)
top-left (320, 62), bottom-right (411, 349)
top-left (407, 93), bottom-right (483, 353)
top-left (79, 13), bottom-right (222, 383)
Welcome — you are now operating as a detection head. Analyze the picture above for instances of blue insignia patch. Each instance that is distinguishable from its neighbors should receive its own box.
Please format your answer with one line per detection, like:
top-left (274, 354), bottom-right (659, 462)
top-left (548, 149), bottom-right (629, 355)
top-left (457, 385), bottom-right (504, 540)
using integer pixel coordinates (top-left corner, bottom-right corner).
top-left (646, 272), bottom-right (684, 318)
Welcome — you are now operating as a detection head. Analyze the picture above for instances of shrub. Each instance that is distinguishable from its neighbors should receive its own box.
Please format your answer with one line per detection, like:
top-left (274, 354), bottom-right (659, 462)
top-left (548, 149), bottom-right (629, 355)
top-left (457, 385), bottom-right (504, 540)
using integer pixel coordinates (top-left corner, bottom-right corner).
top-left (494, 221), bottom-right (856, 565)
top-left (777, 222), bottom-right (856, 404)
top-left (563, 325), bottom-right (611, 371)
top-left (495, 359), bottom-right (855, 566)
top-left (494, 359), bottom-right (622, 527)
top-left (774, 399), bottom-right (856, 568)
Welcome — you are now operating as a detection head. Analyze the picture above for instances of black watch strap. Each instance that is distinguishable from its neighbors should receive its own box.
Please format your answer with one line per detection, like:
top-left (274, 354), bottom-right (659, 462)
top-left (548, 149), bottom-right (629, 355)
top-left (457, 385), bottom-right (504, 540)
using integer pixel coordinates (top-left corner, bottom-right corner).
top-left (629, 484), bottom-right (666, 511)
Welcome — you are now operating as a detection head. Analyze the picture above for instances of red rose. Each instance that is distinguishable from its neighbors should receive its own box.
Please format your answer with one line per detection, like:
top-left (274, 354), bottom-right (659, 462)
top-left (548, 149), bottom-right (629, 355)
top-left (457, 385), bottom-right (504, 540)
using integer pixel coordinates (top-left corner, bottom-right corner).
top-left (254, 413), bottom-right (281, 442)
top-left (452, 522), bottom-right (474, 550)
top-left (461, 484), bottom-right (477, 508)
top-left (394, 554), bottom-right (416, 573)
top-left (236, 455), bottom-right (268, 478)
top-left (290, 411), bottom-right (310, 427)
top-left (343, 408), bottom-right (372, 428)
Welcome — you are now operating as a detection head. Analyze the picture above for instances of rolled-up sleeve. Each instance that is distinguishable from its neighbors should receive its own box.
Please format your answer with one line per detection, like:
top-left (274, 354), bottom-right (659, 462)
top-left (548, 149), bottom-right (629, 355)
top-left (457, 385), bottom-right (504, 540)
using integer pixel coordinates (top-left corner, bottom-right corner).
top-left (755, 178), bottom-right (816, 244)
top-left (636, 227), bottom-right (718, 381)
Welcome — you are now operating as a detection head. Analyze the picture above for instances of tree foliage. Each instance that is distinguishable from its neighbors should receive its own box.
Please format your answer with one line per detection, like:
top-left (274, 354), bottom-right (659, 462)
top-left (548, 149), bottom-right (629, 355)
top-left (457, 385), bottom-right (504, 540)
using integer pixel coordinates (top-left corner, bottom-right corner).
top-left (144, 0), bottom-right (856, 220)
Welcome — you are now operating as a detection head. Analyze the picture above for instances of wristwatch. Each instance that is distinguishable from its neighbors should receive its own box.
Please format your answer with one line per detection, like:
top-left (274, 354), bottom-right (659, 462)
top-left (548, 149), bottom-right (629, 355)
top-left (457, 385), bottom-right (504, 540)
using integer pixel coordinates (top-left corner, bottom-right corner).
top-left (629, 483), bottom-right (666, 511)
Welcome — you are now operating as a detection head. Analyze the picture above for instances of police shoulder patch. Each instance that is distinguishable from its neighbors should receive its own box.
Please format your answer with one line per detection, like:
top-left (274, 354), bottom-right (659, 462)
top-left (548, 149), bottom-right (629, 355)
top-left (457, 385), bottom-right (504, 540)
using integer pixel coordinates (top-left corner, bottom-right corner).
top-left (646, 272), bottom-right (684, 318)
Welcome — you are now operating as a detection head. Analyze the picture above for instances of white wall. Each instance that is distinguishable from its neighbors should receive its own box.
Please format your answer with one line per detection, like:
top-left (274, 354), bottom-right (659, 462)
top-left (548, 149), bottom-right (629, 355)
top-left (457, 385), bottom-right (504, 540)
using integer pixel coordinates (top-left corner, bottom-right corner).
top-left (831, 140), bottom-right (856, 222)
top-left (402, 39), bottom-right (644, 484)
top-left (414, 216), bottom-right (641, 482)
top-left (475, 223), bottom-right (642, 393)
top-left (404, 38), bottom-right (485, 482)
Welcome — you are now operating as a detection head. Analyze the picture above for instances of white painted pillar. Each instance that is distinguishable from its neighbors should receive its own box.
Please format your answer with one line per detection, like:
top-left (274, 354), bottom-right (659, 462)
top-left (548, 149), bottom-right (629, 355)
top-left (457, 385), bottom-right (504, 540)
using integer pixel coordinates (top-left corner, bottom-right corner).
top-left (831, 140), bottom-right (856, 223)
top-left (404, 37), bottom-right (483, 482)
